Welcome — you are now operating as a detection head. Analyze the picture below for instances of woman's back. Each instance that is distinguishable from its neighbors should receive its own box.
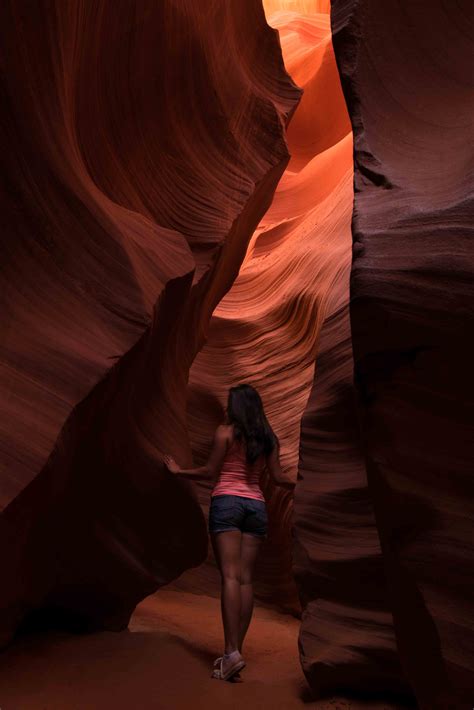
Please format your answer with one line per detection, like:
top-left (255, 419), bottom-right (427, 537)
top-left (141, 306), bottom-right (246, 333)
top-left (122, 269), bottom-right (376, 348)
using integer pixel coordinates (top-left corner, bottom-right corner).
top-left (210, 426), bottom-right (266, 502)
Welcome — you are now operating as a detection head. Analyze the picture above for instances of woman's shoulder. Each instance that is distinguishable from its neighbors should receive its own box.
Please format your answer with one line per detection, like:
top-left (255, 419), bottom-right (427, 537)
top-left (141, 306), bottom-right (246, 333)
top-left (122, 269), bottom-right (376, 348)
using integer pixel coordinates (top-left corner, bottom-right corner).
top-left (214, 422), bottom-right (234, 444)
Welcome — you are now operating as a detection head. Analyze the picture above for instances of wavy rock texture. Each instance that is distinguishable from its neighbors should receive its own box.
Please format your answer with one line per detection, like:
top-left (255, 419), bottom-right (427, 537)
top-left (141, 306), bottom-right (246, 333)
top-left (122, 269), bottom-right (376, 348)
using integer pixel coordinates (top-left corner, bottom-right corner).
top-left (173, 2), bottom-right (361, 622)
top-left (0, 0), bottom-right (300, 646)
top-left (332, 1), bottom-right (474, 707)
top-left (258, 1), bottom-right (407, 698)
top-left (294, 285), bottom-right (407, 698)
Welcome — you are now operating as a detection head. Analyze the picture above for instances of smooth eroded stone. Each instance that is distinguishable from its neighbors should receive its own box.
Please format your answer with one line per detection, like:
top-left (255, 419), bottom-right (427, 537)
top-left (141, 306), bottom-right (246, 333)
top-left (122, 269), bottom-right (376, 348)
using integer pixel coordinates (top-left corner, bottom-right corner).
top-left (332, 1), bottom-right (474, 706)
top-left (0, 0), bottom-right (300, 646)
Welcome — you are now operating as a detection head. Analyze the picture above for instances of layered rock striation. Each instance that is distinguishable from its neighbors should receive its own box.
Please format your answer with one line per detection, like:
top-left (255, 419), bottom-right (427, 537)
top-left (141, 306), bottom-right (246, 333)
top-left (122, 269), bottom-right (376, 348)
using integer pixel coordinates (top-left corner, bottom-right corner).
top-left (0, 0), bottom-right (300, 646)
top-left (172, 2), bottom-right (359, 616)
top-left (331, 0), bottom-right (474, 706)
top-left (2, 2), bottom-right (472, 707)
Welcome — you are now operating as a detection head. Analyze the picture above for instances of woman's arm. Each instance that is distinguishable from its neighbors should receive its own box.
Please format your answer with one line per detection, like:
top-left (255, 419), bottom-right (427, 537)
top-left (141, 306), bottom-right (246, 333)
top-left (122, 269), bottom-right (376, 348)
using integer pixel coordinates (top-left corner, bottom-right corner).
top-left (163, 459), bottom-right (208, 479)
top-left (163, 425), bottom-right (229, 481)
top-left (266, 441), bottom-right (295, 490)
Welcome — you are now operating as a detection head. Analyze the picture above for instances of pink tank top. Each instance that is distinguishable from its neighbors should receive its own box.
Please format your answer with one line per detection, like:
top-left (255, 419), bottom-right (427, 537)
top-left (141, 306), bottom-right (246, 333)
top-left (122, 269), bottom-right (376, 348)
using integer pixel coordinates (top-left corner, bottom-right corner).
top-left (211, 436), bottom-right (266, 502)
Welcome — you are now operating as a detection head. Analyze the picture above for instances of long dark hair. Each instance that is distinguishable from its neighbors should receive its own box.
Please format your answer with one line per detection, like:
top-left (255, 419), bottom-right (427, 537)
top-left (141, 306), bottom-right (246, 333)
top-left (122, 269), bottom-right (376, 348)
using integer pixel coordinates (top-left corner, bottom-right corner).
top-left (226, 384), bottom-right (279, 465)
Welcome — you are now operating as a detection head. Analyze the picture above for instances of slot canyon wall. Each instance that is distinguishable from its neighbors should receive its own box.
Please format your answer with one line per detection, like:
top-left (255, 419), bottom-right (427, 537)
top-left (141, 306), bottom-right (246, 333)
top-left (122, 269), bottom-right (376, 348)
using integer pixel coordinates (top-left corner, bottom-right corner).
top-left (171, 0), bottom-right (358, 616)
top-left (1, 0), bottom-right (472, 707)
top-left (176, 0), bottom-right (408, 702)
top-left (330, 0), bottom-right (474, 707)
top-left (0, 0), bottom-right (301, 646)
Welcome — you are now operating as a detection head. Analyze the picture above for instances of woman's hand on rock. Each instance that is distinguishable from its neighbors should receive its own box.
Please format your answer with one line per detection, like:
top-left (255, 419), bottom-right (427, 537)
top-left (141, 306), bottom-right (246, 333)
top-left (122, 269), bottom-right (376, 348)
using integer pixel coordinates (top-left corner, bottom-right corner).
top-left (163, 454), bottom-right (180, 474)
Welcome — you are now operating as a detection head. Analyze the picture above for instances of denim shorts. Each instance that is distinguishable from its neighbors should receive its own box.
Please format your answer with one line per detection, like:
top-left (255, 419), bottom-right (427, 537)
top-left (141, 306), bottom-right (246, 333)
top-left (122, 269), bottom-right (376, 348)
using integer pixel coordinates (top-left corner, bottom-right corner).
top-left (209, 494), bottom-right (268, 538)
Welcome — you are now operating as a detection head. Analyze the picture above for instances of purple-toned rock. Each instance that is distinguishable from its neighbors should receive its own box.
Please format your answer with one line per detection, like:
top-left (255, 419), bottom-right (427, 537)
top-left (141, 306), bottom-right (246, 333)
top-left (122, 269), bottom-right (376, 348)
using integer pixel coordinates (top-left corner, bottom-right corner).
top-left (331, 1), bottom-right (474, 706)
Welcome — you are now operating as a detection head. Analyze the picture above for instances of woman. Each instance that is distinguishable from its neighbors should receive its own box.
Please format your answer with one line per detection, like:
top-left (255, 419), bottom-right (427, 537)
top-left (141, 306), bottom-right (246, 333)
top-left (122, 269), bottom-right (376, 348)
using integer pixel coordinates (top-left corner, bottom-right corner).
top-left (163, 383), bottom-right (294, 682)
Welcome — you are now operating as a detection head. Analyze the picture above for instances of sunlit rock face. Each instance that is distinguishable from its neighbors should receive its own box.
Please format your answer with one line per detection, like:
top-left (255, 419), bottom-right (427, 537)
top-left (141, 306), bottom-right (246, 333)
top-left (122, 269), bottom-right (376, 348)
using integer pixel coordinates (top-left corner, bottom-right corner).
top-left (181, 18), bottom-right (404, 704)
top-left (261, 1), bottom-right (405, 696)
top-left (177, 1), bottom-right (362, 617)
top-left (332, 0), bottom-right (474, 707)
top-left (0, 0), bottom-right (300, 646)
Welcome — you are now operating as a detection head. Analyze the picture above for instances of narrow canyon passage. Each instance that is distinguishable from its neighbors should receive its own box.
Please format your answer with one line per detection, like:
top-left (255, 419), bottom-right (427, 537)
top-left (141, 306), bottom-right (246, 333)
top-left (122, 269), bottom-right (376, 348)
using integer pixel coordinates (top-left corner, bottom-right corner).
top-left (0, 1), bottom-right (405, 707)
top-left (164, 0), bottom-right (404, 705)
top-left (167, 1), bottom-right (409, 704)
top-left (172, 0), bottom-right (353, 607)
top-left (2, 0), bottom-right (470, 706)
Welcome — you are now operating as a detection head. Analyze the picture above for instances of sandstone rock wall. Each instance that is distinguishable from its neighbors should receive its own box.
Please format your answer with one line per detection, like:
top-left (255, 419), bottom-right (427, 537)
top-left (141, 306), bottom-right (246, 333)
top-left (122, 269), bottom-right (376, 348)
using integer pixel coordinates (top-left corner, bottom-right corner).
top-left (0, 0), bottom-right (300, 646)
top-left (331, 1), bottom-right (474, 706)
top-left (172, 3), bottom-right (358, 617)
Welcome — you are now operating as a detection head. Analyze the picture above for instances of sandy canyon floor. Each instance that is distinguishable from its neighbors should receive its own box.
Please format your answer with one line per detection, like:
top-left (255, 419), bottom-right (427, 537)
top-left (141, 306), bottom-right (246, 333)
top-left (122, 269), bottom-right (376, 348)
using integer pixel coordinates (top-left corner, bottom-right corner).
top-left (0, 590), bottom-right (412, 710)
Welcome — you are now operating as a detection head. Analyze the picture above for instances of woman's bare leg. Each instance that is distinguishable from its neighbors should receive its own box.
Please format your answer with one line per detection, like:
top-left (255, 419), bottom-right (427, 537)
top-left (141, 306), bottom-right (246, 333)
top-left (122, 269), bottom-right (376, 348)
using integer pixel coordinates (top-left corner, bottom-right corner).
top-left (239, 532), bottom-right (264, 653)
top-left (211, 530), bottom-right (242, 654)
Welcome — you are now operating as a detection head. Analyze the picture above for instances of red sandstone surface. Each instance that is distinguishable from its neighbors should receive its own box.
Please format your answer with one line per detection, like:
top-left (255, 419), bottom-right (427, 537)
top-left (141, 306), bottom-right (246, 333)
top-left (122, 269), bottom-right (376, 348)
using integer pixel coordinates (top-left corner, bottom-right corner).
top-left (1, 0), bottom-right (472, 707)
top-left (176, 0), bottom-right (355, 611)
top-left (0, 0), bottom-right (300, 647)
top-left (331, 1), bottom-right (474, 707)
top-left (177, 1), bottom-right (409, 702)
